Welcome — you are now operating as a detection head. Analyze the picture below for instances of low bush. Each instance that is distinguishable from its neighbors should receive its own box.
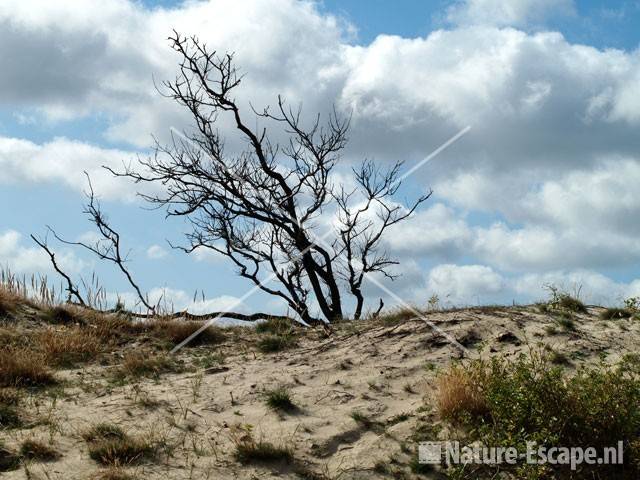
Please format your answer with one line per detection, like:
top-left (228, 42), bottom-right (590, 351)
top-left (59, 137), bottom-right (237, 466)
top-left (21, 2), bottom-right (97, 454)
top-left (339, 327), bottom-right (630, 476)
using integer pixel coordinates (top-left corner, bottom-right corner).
top-left (436, 353), bottom-right (640, 478)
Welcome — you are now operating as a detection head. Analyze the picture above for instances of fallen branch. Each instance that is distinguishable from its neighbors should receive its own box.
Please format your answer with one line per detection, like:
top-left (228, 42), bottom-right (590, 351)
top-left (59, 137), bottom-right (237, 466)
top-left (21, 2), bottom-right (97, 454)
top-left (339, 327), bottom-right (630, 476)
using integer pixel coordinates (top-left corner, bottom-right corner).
top-left (67, 301), bottom-right (294, 323)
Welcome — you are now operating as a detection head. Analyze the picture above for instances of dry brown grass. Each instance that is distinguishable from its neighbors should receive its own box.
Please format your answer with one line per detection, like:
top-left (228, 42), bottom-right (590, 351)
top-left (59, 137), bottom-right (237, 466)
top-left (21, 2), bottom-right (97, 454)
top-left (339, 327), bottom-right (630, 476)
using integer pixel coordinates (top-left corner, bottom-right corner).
top-left (435, 364), bottom-right (487, 421)
top-left (19, 438), bottom-right (60, 461)
top-left (114, 351), bottom-right (181, 380)
top-left (151, 320), bottom-right (226, 347)
top-left (0, 287), bottom-right (23, 320)
top-left (90, 468), bottom-right (137, 480)
top-left (0, 348), bottom-right (56, 388)
top-left (38, 327), bottom-right (103, 367)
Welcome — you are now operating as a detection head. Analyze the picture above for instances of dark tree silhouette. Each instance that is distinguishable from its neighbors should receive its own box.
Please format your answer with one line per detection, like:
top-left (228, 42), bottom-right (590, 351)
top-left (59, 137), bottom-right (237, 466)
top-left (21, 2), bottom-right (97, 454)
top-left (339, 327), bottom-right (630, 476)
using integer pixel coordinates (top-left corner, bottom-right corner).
top-left (107, 32), bottom-right (430, 325)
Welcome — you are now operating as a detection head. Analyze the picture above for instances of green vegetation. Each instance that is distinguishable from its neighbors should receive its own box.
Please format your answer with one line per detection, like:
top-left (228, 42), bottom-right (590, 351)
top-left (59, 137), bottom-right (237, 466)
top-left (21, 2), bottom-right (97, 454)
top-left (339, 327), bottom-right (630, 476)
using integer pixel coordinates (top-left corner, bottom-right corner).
top-left (264, 386), bottom-right (297, 412)
top-left (257, 334), bottom-right (297, 353)
top-left (436, 353), bottom-right (640, 478)
top-left (255, 317), bottom-right (294, 335)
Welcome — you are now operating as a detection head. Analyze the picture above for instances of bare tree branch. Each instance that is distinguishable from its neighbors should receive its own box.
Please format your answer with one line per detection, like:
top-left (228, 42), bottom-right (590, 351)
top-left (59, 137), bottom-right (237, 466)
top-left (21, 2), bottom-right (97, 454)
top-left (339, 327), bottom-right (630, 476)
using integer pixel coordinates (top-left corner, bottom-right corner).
top-left (30, 232), bottom-right (86, 306)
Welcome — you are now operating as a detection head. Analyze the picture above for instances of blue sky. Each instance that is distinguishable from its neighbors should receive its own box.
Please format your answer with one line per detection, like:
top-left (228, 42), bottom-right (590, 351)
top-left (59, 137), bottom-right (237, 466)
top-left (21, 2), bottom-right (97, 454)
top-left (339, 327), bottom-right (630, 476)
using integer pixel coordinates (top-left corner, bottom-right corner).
top-left (1, 0), bottom-right (640, 315)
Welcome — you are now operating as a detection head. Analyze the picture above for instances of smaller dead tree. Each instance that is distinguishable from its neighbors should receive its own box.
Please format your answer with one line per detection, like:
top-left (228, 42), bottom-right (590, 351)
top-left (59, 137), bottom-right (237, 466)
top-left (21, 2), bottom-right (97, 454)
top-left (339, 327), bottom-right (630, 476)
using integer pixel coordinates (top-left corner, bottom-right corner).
top-left (36, 173), bottom-right (156, 313)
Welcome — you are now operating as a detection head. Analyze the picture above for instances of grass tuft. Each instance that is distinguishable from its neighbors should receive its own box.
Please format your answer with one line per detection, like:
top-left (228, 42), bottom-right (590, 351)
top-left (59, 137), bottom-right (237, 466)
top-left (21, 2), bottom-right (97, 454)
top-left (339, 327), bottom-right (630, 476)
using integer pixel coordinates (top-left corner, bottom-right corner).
top-left (84, 423), bottom-right (159, 466)
top-left (0, 441), bottom-right (20, 472)
top-left (114, 351), bottom-right (181, 380)
top-left (90, 468), bottom-right (136, 480)
top-left (154, 320), bottom-right (225, 346)
top-left (255, 317), bottom-right (293, 335)
top-left (435, 365), bottom-right (488, 422)
top-left (264, 386), bottom-right (296, 412)
top-left (39, 327), bottom-right (102, 367)
top-left (600, 307), bottom-right (633, 320)
top-left (234, 436), bottom-right (293, 464)
top-left (257, 334), bottom-right (297, 353)
top-left (41, 306), bottom-right (84, 325)
top-left (83, 423), bottom-right (127, 443)
top-left (19, 439), bottom-right (60, 461)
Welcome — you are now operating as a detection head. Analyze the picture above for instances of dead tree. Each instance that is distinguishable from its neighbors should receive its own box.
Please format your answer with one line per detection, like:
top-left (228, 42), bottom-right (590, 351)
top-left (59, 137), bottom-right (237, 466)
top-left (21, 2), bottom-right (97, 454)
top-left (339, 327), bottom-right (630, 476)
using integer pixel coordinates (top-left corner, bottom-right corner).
top-left (46, 173), bottom-right (156, 313)
top-left (107, 32), bottom-right (430, 324)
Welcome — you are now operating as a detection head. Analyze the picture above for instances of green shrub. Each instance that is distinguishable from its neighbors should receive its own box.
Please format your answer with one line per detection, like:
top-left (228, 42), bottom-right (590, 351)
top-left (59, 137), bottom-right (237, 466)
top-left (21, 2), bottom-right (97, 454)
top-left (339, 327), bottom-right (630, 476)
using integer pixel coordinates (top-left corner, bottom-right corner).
top-left (437, 353), bottom-right (640, 478)
top-left (557, 294), bottom-right (587, 313)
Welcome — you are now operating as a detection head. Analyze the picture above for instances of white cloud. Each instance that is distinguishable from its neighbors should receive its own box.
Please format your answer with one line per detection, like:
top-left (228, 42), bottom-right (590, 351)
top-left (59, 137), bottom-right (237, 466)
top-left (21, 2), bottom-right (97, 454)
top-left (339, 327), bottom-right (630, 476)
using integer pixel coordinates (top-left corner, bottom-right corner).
top-left (384, 203), bottom-right (472, 259)
top-left (0, 136), bottom-right (139, 200)
top-left (146, 287), bottom-right (247, 315)
top-left (426, 264), bottom-right (504, 305)
top-left (446, 0), bottom-right (576, 27)
top-left (146, 244), bottom-right (168, 260)
top-left (0, 229), bottom-right (85, 276)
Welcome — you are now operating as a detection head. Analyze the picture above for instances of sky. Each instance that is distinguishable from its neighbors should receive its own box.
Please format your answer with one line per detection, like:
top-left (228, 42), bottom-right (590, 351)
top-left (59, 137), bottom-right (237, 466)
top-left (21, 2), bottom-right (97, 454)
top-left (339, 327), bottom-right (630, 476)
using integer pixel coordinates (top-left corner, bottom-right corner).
top-left (1, 0), bottom-right (640, 316)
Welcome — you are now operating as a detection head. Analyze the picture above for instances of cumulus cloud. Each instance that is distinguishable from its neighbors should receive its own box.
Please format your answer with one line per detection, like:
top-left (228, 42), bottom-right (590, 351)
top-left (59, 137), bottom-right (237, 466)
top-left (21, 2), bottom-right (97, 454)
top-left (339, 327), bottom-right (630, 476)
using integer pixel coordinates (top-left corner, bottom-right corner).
top-left (426, 264), bottom-right (505, 305)
top-left (0, 229), bottom-right (84, 276)
top-left (145, 287), bottom-right (248, 316)
top-left (0, 136), bottom-right (139, 200)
